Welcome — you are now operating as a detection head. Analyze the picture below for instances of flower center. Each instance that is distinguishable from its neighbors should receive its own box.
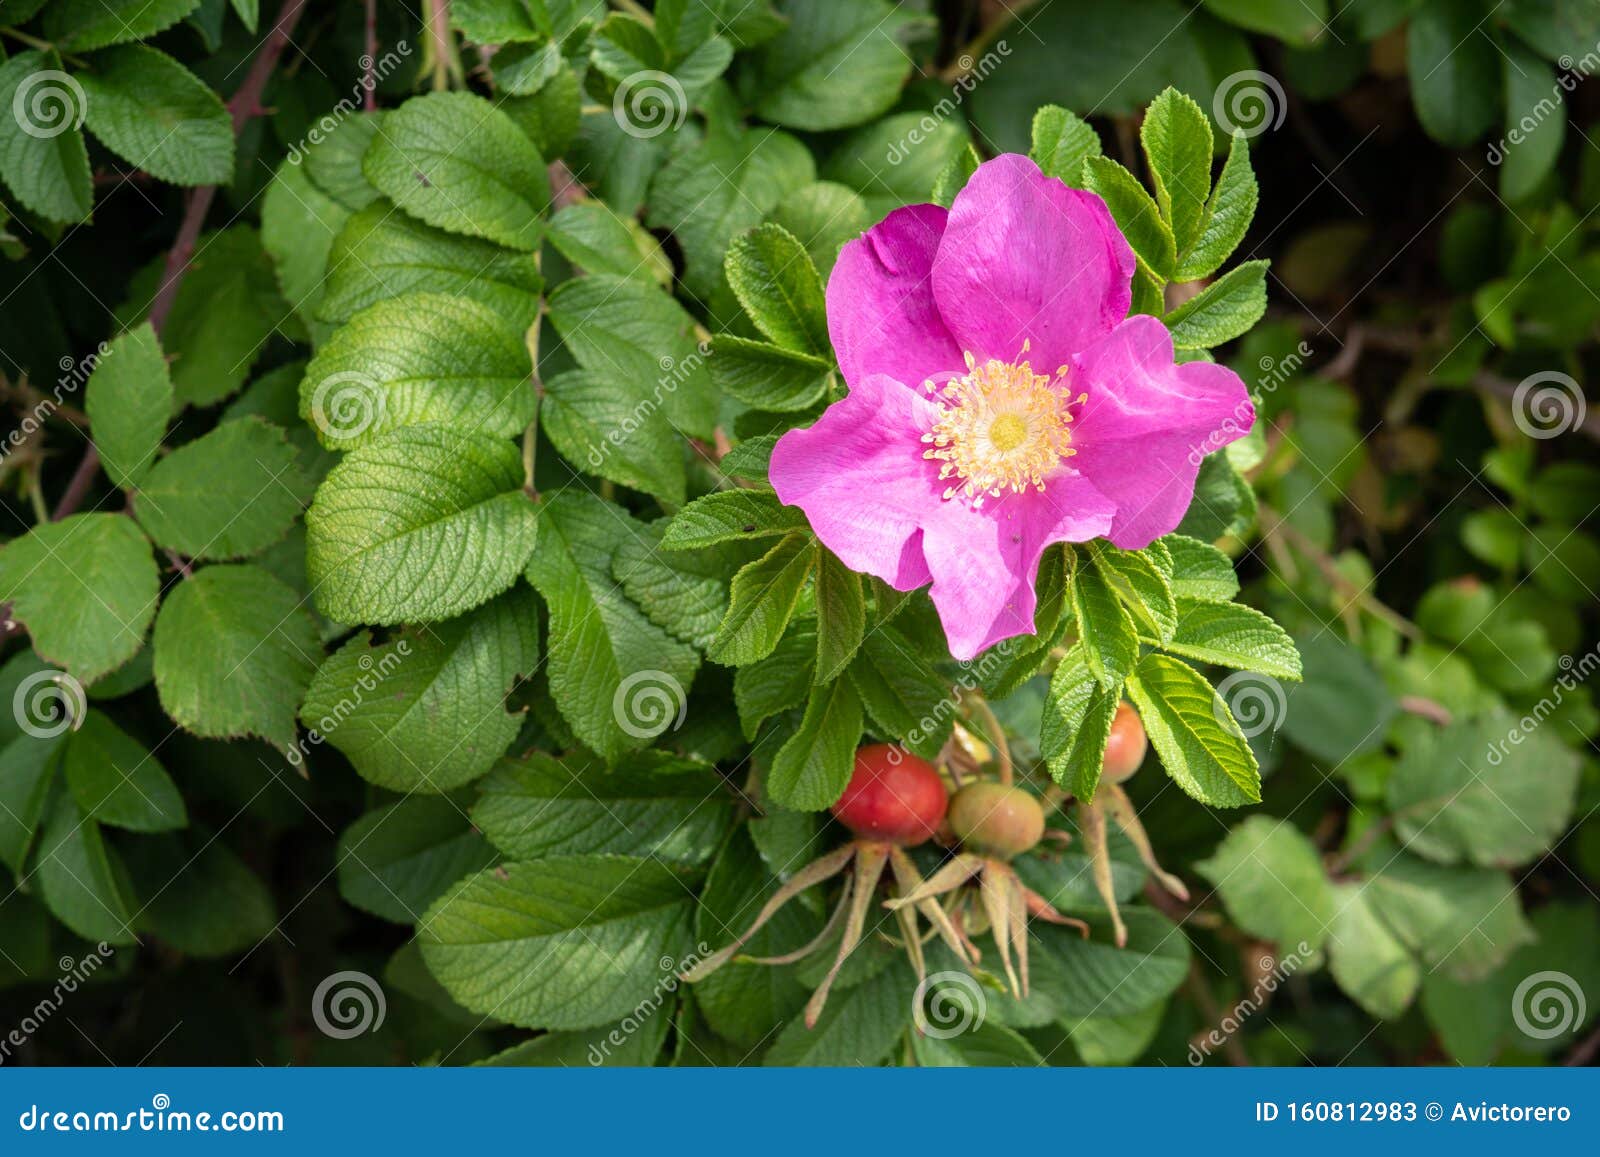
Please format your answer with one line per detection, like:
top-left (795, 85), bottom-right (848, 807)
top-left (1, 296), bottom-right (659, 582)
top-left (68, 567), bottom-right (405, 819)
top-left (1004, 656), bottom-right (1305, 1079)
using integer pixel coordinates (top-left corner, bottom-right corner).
top-left (921, 347), bottom-right (1079, 504)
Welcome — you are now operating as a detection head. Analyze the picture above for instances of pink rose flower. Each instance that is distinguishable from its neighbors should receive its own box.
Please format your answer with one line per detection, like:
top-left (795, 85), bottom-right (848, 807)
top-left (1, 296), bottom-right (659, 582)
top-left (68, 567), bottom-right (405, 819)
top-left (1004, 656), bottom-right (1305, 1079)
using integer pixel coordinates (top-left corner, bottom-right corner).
top-left (769, 154), bottom-right (1255, 660)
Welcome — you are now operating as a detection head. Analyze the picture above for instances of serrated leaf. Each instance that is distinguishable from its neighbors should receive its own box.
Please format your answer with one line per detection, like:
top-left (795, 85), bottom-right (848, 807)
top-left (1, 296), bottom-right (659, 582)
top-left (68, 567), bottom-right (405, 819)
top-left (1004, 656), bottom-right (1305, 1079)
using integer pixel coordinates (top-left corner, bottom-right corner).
top-left (299, 293), bottom-right (534, 451)
top-left (0, 514), bottom-right (158, 682)
top-left (767, 676), bottom-right (862, 810)
top-left (301, 589), bottom-right (539, 793)
top-left (1176, 131), bottom-right (1257, 281)
top-left (813, 551), bottom-right (864, 683)
top-left (31, 790), bottom-right (136, 945)
top-left (1126, 653), bottom-right (1261, 806)
top-left (745, 0), bottom-right (923, 131)
top-left (1407, 0), bottom-right (1500, 147)
top-left (724, 224), bottom-right (829, 356)
top-left (123, 832), bottom-right (274, 956)
top-left (1030, 104), bottom-right (1101, 187)
top-left (1363, 851), bottom-right (1534, 983)
top-left (77, 44), bottom-right (232, 185)
top-left (44, 0), bottom-right (202, 50)
top-left (735, 620), bottom-right (817, 739)
top-left (708, 335), bottom-right (830, 411)
top-left (1068, 547), bottom-right (1139, 689)
top-left (83, 322), bottom-right (173, 490)
top-left (1140, 88), bottom-right (1212, 254)
top-left (664, 489), bottom-right (810, 551)
top-left (542, 369), bottom-right (687, 504)
top-left (764, 959), bottom-right (914, 1065)
top-left (1163, 259), bottom-right (1268, 348)
top-left (320, 201), bottom-right (543, 329)
top-left (846, 627), bottom-right (952, 761)
top-left (1159, 598), bottom-right (1301, 679)
top-left (473, 752), bottom-right (733, 864)
top-left (152, 564), bottom-right (320, 752)
top-left (1327, 883), bottom-right (1420, 1020)
top-left (336, 796), bottom-right (499, 924)
top-left (546, 274), bottom-right (716, 439)
top-left (132, 418), bottom-right (302, 561)
top-left (0, 52), bottom-right (92, 222)
top-left (260, 160), bottom-right (349, 345)
top-left (363, 91), bottom-right (548, 250)
top-left (546, 200), bottom-right (671, 286)
top-left (300, 112), bottom-right (383, 210)
top-left (1197, 816), bottom-right (1334, 953)
top-left (612, 520), bottom-right (735, 651)
top-left (523, 492), bottom-right (700, 761)
top-left (1162, 533), bottom-right (1240, 601)
top-left (62, 709), bottom-right (185, 832)
top-left (305, 425), bottom-right (541, 625)
top-left (1041, 644), bottom-right (1121, 800)
top-left (709, 534), bottom-right (817, 666)
top-left (1082, 156), bottom-right (1175, 281)
top-left (1089, 540), bottom-right (1177, 642)
top-left (1025, 908), bottom-right (1189, 1021)
top-left (418, 855), bottom-right (701, 1030)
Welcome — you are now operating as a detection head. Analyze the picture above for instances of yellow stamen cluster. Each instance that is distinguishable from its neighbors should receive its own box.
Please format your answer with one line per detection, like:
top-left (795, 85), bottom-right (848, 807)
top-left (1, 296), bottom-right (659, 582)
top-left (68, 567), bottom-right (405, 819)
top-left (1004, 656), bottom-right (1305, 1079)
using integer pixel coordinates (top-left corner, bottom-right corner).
top-left (921, 347), bottom-right (1079, 504)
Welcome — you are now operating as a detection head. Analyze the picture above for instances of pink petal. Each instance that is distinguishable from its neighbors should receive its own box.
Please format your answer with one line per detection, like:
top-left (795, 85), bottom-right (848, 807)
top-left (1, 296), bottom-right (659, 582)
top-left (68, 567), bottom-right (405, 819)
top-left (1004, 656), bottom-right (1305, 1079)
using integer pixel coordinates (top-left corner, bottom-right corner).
top-left (769, 373), bottom-right (943, 590)
top-left (932, 154), bottom-right (1135, 372)
top-left (826, 204), bottom-right (966, 391)
top-left (921, 477), bottom-right (1115, 661)
top-left (1070, 316), bottom-right (1255, 549)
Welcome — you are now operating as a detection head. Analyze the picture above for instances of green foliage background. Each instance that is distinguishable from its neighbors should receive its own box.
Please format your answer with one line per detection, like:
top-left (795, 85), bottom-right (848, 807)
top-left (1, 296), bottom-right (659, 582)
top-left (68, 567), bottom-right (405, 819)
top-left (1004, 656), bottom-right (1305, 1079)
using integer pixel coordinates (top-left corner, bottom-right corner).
top-left (0, 0), bottom-right (1596, 1067)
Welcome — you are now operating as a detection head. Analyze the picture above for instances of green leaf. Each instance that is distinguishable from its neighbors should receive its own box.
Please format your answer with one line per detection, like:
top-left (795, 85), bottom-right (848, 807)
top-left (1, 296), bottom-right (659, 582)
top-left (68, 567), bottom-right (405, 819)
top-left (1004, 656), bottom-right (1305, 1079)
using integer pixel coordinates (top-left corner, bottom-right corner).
top-left (1504, 0), bottom-right (1600, 60)
top-left (764, 959), bottom-right (915, 1065)
top-left (812, 551), bottom-right (865, 683)
top-left (1163, 259), bottom-right (1268, 348)
top-left (546, 200), bottom-right (671, 286)
top-left (1499, 39), bottom-right (1564, 201)
top-left (1281, 635), bottom-right (1396, 764)
top-left (1407, 0), bottom-right (1502, 147)
top-left (32, 790), bottom-right (136, 945)
top-left (736, 620), bottom-right (817, 739)
top-left (299, 293), bottom-right (534, 451)
top-left (846, 627), bottom-right (952, 761)
top-left (83, 322), bottom-right (173, 490)
top-left (612, 520), bottom-right (737, 651)
top-left (123, 832), bottom-right (275, 956)
top-left (0, 514), bottom-right (158, 682)
top-left (1025, 908), bottom-right (1189, 1021)
top-left (1327, 883), bottom-right (1420, 1020)
top-left (546, 274), bottom-right (716, 439)
top-left (300, 112), bottom-right (383, 210)
top-left (62, 709), bottom-right (185, 832)
top-left (1068, 547), bottom-right (1139, 689)
top-left (709, 534), bottom-right (817, 666)
top-left (1041, 644), bottom-right (1122, 800)
top-left (769, 181), bottom-right (874, 275)
top-left (418, 855), bottom-right (701, 1030)
top-left (930, 144), bottom-right (981, 208)
top-left (744, 0), bottom-right (924, 131)
top-left (152, 564), bottom-right (321, 752)
top-left (1387, 710), bottom-right (1580, 868)
top-left (541, 369), bottom-right (687, 504)
top-left (44, 0), bottom-right (202, 50)
top-left (363, 92), bottom-right (548, 250)
top-left (1029, 105), bottom-right (1101, 187)
top-left (724, 224), bottom-right (830, 356)
top-left (76, 44), bottom-right (232, 185)
top-left (911, 1019), bottom-right (1046, 1067)
top-left (336, 796), bottom-right (499, 924)
top-left (1160, 598), bottom-right (1301, 679)
top-left (1363, 851), bottom-right (1534, 982)
top-left (0, 726), bottom-right (62, 875)
top-left (0, 53), bottom-right (92, 222)
top-left (1175, 131), bottom-right (1258, 281)
top-left (523, 492), bottom-right (700, 761)
top-left (473, 752), bottom-right (733, 864)
top-left (1126, 653), bottom-right (1261, 806)
top-left (1197, 816), bottom-right (1334, 953)
top-left (708, 336), bottom-right (829, 412)
top-left (1089, 540), bottom-right (1177, 643)
top-left (260, 161), bottom-right (349, 345)
top-left (301, 589), bottom-right (539, 793)
top-left (1082, 156), bottom-right (1175, 281)
top-left (766, 676), bottom-right (863, 810)
top-left (320, 201), bottom-right (544, 330)
top-left (1140, 88), bottom-right (1212, 254)
top-left (132, 418), bottom-right (302, 561)
top-left (1201, 0), bottom-right (1328, 44)
top-left (305, 425), bottom-right (541, 625)
top-left (1162, 533), bottom-right (1240, 601)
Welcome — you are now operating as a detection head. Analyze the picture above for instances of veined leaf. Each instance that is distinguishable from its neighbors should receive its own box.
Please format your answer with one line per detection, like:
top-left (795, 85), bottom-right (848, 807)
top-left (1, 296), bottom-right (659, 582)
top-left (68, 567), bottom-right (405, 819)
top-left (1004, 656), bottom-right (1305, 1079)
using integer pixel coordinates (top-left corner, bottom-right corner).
top-left (1126, 653), bottom-right (1261, 806)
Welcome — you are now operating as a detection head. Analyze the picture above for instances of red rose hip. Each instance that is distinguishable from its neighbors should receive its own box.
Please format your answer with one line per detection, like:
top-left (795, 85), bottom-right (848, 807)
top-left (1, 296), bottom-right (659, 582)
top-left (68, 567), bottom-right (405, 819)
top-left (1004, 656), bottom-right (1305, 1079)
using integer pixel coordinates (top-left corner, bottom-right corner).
top-left (830, 744), bottom-right (948, 846)
top-left (1101, 702), bottom-right (1148, 785)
